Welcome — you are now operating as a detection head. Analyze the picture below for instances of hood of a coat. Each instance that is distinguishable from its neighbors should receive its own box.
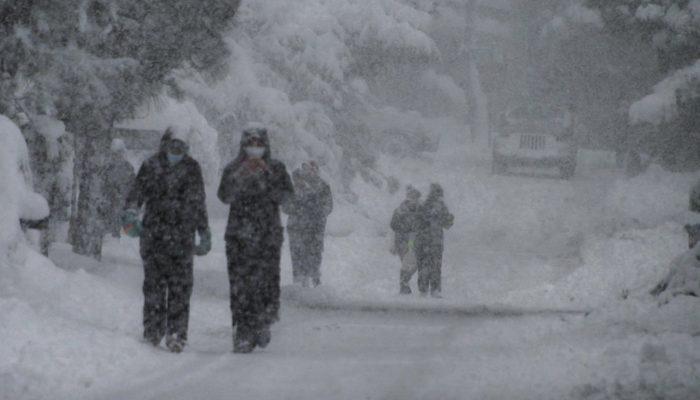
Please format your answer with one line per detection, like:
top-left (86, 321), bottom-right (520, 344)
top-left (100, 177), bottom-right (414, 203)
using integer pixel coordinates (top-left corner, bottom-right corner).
top-left (159, 126), bottom-right (190, 155)
top-left (236, 125), bottom-right (271, 162)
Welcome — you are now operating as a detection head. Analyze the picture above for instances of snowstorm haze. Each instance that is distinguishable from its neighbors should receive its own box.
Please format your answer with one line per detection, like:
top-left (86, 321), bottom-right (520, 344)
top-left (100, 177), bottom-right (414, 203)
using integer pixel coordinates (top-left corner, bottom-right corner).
top-left (1, 1), bottom-right (700, 399)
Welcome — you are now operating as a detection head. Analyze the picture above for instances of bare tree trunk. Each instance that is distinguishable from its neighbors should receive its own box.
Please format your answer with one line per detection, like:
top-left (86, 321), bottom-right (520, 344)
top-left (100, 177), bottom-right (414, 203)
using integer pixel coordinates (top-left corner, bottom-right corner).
top-left (69, 119), bottom-right (110, 260)
top-left (68, 132), bottom-right (80, 246)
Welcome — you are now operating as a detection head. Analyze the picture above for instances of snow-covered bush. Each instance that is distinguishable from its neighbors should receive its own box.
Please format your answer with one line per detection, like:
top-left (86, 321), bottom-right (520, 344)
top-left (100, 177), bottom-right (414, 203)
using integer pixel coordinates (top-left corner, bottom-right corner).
top-left (0, 115), bottom-right (48, 266)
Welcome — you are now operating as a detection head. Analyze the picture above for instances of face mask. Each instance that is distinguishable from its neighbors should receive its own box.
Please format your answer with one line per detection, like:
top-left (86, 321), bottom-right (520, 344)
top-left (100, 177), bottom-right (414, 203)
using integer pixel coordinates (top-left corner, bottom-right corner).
top-left (167, 152), bottom-right (184, 165)
top-left (245, 146), bottom-right (266, 159)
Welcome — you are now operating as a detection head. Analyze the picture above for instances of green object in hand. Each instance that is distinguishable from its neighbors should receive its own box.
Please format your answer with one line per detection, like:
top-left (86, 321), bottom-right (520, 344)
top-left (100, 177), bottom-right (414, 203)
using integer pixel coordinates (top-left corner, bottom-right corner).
top-left (121, 209), bottom-right (142, 238)
top-left (194, 227), bottom-right (212, 256)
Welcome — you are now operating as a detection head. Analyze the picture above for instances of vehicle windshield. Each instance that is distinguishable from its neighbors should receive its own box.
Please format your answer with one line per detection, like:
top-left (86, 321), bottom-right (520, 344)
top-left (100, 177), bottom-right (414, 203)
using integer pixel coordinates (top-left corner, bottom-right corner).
top-left (499, 105), bottom-right (568, 136)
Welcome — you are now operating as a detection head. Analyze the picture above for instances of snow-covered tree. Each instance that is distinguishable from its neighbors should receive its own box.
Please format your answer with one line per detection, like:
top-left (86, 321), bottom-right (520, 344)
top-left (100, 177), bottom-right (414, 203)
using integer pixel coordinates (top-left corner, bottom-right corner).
top-left (503, 1), bottom-right (659, 153)
top-left (0, 0), bottom-right (241, 257)
top-left (177, 0), bottom-right (466, 199)
top-left (586, 0), bottom-right (700, 169)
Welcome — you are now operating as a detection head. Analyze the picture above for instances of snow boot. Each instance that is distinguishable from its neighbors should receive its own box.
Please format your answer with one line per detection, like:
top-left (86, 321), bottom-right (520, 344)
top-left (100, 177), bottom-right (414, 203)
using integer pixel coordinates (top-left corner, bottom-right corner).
top-left (233, 338), bottom-right (255, 354)
top-left (144, 335), bottom-right (162, 347)
top-left (165, 334), bottom-right (185, 353)
top-left (233, 328), bottom-right (256, 353)
top-left (399, 282), bottom-right (412, 295)
top-left (255, 325), bottom-right (271, 349)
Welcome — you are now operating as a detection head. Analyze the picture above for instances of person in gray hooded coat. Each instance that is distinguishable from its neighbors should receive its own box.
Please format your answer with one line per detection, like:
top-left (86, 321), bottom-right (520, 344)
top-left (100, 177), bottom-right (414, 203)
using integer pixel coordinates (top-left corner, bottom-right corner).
top-left (416, 183), bottom-right (454, 298)
top-left (391, 185), bottom-right (422, 294)
top-left (283, 162), bottom-right (333, 287)
top-left (217, 126), bottom-right (293, 353)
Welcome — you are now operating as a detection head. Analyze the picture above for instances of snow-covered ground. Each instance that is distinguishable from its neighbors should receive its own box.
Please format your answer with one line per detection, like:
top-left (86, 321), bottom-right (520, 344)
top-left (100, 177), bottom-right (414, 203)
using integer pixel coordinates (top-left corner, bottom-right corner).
top-left (2, 126), bottom-right (700, 399)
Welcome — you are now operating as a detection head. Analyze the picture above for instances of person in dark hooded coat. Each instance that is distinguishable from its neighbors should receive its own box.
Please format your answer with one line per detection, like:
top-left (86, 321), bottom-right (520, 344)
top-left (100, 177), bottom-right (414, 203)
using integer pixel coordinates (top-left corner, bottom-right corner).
top-left (390, 185), bottom-right (422, 294)
top-left (217, 125), bottom-right (293, 353)
top-left (416, 183), bottom-right (454, 298)
top-left (282, 161), bottom-right (333, 287)
top-left (123, 127), bottom-right (211, 353)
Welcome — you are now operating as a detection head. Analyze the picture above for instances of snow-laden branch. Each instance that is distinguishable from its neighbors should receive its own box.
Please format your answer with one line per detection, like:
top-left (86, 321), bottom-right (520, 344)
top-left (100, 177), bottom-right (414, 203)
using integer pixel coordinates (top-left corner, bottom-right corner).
top-left (629, 59), bottom-right (700, 125)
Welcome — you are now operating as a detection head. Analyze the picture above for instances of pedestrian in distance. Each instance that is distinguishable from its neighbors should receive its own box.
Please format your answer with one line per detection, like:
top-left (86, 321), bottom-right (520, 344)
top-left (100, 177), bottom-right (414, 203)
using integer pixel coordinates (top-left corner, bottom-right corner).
top-left (390, 185), bottom-right (422, 295)
top-left (217, 125), bottom-right (293, 353)
top-left (283, 161), bottom-right (333, 287)
top-left (416, 183), bottom-right (454, 298)
top-left (122, 126), bottom-right (212, 353)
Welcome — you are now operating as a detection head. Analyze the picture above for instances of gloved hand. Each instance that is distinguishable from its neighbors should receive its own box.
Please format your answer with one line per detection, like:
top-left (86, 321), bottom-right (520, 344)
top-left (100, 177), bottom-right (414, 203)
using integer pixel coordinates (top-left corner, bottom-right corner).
top-left (444, 214), bottom-right (455, 229)
top-left (121, 209), bottom-right (142, 238)
top-left (235, 158), bottom-right (269, 179)
top-left (194, 227), bottom-right (212, 256)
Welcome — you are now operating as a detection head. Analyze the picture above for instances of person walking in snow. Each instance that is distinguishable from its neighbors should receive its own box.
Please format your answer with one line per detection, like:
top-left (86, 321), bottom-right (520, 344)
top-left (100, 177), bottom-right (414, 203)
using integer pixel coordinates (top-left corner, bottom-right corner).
top-left (416, 183), bottom-right (454, 298)
top-left (123, 127), bottom-right (211, 353)
top-left (217, 125), bottom-right (293, 353)
top-left (283, 161), bottom-right (333, 287)
top-left (391, 185), bottom-right (422, 295)
top-left (103, 139), bottom-right (135, 237)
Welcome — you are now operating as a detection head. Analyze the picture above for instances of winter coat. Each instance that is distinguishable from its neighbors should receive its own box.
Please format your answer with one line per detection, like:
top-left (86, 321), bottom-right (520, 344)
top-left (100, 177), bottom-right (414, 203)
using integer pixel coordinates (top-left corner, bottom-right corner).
top-left (126, 151), bottom-right (209, 258)
top-left (283, 173), bottom-right (333, 234)
top-left (390, 199), bottom-right (422, 257)
top-left (103, 154), bottom-right (135, 226)
top-left (217, 131), bottom-right (293, 246)
top-left (416, 195), bottom-right (454, 253)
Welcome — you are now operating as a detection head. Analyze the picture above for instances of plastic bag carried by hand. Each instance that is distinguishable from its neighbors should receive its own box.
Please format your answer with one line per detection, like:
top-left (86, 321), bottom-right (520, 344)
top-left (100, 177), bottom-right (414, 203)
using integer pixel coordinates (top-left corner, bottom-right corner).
top-left (194, 227), bottom-right (212, 256)
top-left (121, 209), bottom-right (142, 238)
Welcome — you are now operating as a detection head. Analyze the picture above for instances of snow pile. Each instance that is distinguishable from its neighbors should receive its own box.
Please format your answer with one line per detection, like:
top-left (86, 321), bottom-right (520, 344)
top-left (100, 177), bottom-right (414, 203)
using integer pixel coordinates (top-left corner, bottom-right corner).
top-left (0, 115), bottom-right (48, 263)
top-left (0, 115), bottom-right (160, 400)
top-left (0, 247), bottom-right (166, 400)
top-left (569, 332), bottom-right (700, 399)
top-left (505, 223), bottom-right (685, 309)
top-left (602, 164), bottom-right (697, 228)
top-left (505, 164), bottom-right (700, 320)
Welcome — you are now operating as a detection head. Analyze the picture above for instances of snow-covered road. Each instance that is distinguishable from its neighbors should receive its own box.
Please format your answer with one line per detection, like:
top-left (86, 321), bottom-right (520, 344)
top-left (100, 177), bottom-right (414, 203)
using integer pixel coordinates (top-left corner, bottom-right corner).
top-left (5, 145), bottom-right (699, 400)
top-left (96, 302), bottom-right (596, 400)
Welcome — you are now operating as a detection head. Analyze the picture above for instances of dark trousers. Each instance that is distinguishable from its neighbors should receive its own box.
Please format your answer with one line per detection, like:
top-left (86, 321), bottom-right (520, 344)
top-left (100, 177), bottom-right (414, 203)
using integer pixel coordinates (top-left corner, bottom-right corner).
top-left (288, 229), bottom-right (324, 283)
top-left (142, 252), bottom-right (193, 344)
top-left (417, 245), bottom-right (443, 294)
top-left (399, 249), bottom-right (418, 293)
top-left (226, 236), bottom-right (282, 342)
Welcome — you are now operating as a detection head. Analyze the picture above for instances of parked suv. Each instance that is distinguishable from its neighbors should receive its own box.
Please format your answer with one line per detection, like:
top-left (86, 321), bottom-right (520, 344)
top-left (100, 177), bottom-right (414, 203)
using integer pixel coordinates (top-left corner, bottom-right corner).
top-left (491, 105), bottom-right (577, 179)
